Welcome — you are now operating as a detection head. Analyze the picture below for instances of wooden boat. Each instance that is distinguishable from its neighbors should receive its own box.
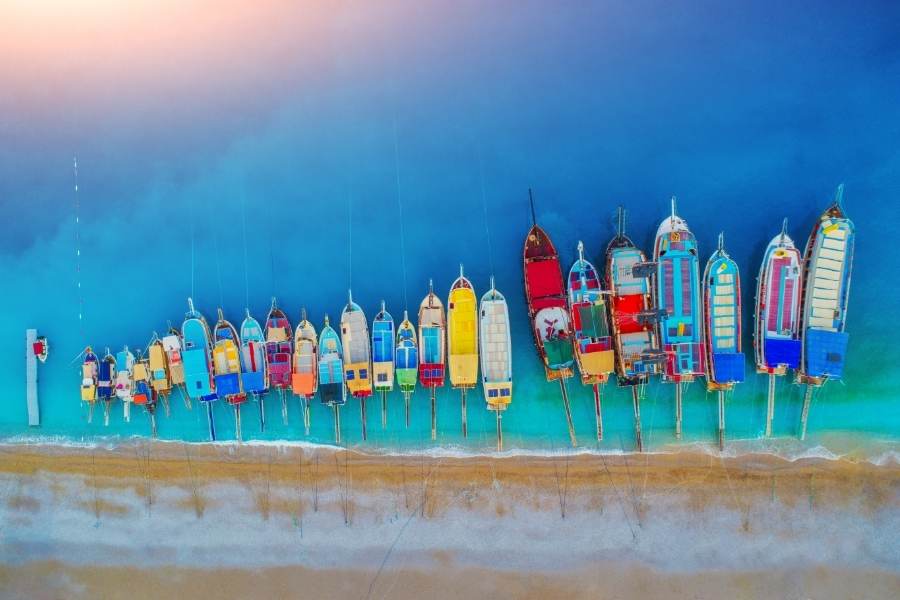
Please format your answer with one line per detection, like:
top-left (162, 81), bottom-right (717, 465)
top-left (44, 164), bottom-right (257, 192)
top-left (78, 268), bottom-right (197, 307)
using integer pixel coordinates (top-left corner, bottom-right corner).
top-left (797, 185), bottom-right (855, 440)
top-left (148, 334), bottom-right (172, 417)
top-left (567, 241), bottom-right (615, 441)
top-left (292, 309), bottom-right (318, 434)
top-left (114, 346), bottom-right (136, 423)
top-left (372, 301), bottom-right (395, 429)
top-left (214, 309), bottom-right (246, 441)
top-left (97, 349), bottom-right (117, 426)
top-left (448, 265), bottom-right (478, 437)
top-left (265, 298), bottom-right (293, 425)
top-left (132, 354), bottom-right (158, 437)
top-left (80, 347), bottom-right (99, 423)
top-left (162, 327), bottom-right (189, 409)
top-left (754, 219), bottom-right (803, 437)
top-left (33, 336), bottom-right (49, 363)
top-left (702, 233), bottom-right (746, 450)
top-left (394, 311), bottom-right (418, 427)
top-left (341, 290), bottom-right (373, 439)
top-left (523, 191), bottom-right (577, 446)
top-left (318, 316), bottom-right (346, 443)
top-left (605, 207), bottom-right (664, 452)
top-left (182, 298), bottom-right (218, 440)
top-left (240, 310), bottom-right (269, 432)
top-left (479, 276), bottom-right (512, 450)
top-left (418, 280), bottom-right (446, 441)
top-left (653, 197), bottom-right (705, 439)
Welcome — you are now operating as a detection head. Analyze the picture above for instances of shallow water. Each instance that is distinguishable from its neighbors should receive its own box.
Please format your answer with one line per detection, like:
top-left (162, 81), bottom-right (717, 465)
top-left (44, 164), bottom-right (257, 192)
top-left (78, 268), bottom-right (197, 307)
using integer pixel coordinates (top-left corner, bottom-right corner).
top-left (1, 1), bottom-right (898, 453)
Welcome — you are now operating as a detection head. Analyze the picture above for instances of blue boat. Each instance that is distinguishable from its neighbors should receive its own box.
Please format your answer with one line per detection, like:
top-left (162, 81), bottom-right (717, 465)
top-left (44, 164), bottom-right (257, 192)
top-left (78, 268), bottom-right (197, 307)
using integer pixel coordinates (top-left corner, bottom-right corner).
top-left (394, 310), bottom-right (418, 427)
top-left (797, 185), bottom-right (855, 439)
top-left (181, 298), bottom-right (217, 440)
top-left (653, 197), bottom-right (705, 439)
top-left (318, 315), bottom-right (346, 443)
top-left (702, 233), bottom-right (745, 450)
top-left (372, 301), bottom-right (395, 428)
top-left (240, 309), bottom-right (269, 432)
top-left (97, 348), bottom-right (117, 426)
top-left (214, 309), bottom-right (246, 440)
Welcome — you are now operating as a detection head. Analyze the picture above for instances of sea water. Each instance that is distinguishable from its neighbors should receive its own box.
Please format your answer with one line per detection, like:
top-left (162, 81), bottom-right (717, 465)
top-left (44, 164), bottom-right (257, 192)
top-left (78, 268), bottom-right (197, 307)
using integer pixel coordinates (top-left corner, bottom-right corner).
top-left (0, 1), bottom-right (898, 456)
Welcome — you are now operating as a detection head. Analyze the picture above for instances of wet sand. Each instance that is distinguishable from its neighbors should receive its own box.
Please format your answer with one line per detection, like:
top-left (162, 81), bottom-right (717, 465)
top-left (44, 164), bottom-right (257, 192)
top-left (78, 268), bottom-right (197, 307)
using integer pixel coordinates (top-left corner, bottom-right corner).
top-left (0, 442), bottom-right (897, 598)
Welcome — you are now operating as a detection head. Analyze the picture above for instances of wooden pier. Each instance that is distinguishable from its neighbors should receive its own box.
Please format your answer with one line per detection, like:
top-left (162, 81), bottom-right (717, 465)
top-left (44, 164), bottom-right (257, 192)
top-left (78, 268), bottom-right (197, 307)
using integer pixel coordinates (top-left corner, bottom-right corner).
top-left (25, 329), bottom-right (40, 426)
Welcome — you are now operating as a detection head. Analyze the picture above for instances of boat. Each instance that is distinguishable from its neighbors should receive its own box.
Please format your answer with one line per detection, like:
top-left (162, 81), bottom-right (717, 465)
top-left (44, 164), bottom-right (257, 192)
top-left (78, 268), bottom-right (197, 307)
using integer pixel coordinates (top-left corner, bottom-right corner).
top-left (97, 349), bottom-right (117, 426)
top-left (653, 197), bottom-right (705, 439)
top-left (162, 327), bottom-right (189, 408)
top-left (341, 290), bottom-right (373, 440)
top-left (114, 346), bottom-right (136, 423)
top-left (418, 280), bottom-right (446, 441)
top-left (240, 309), bottom-right (269, 432)
top-left (147, 334), bottom-right (173, 417)
top-left (80, 347), bottom-right (99, 423)
top-left (797, 185), bottom-right (855, 440)
top-left (214, 309), bottom-right (246, 441)
top-left (182, 298), bottom-right (217, 440)
top-left (318, 315), bottom-right (346, 443)
top-left (567, 241), bottom-right (615, 441)
top-left (702, 233), bottom-right (746, 450)
top-left (754, 218), bottom-right (803, 437)
top-left (522, 191), bottom-right (577, 446)
top-left (394, 311), bottom-right (418, 427)
top-left (265, 298), bottom-right (293, 425)
top-left (605, 207), bottom-right (664, 452)
top-left (448, 265), bottom-right (479, 438)
top-left (292, 309), bottom-right (318, 434)
top-left (479, 277), bottom-right (512, 450)
top-left (33, 336), bottom-right (49, 363)
top-left (372, 301), bottom-right (395, 429)
top-left (132, 353), bottom-right (158, 437)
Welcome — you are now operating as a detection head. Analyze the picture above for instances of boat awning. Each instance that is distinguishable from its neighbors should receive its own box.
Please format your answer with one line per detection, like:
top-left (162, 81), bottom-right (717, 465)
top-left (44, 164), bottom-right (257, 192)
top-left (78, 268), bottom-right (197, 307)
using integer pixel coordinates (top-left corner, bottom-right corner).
top-left (526, 260), bottom-right (563, 298)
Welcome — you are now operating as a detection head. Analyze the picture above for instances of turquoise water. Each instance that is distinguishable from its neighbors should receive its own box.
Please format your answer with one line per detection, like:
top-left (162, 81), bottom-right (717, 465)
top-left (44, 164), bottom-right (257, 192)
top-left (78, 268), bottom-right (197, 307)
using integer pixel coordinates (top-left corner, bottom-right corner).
top-left (1, 1), bottom-right (898, 452)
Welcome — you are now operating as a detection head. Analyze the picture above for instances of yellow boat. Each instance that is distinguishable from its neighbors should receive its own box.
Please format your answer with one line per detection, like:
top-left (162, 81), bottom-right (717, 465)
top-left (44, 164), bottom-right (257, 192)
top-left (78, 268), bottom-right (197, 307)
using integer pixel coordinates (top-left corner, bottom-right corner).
top-left (341, 290), bottom-right (373, 439)
top-left (148, 335), bottom-right (172, 416)
top-left (447, 265), bottom-right (478, 437)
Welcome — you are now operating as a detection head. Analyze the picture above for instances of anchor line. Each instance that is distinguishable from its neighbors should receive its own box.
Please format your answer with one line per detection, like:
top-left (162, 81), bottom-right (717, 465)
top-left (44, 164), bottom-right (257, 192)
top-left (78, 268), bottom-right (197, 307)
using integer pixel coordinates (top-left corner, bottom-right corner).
top-left (393, 121), bottom-right (409, 311)
top-left (213, 214), bottom-right (224, 309)
top-left (73, 156), bottom-right (84, 336)
top-left (240, 194), bottom-right (250, 309)
top-left (478, 150), bottom-right (495, 279)
top-left (190, 195), bottom-right (196, 299)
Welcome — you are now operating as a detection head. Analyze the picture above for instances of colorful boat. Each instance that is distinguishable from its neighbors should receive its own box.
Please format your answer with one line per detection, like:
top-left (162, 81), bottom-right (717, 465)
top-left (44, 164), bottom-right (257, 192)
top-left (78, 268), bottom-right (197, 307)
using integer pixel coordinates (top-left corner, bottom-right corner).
top-left (132, 354), bottom-right (159, 437)
top-left (318, 316), bottom-right (346, 442)
top-left (162, 327), bottom-right (189, 408)
top-left (479, 277), bottom-right (512, 450)
top-left (448, 265), bottom-right (478, 438)
top-left (265, 298), bottom-right (293, 424)
top-left (522, 192), bottom-right (577, 446)
top-left (80, 347), bottom-right (99, 422)
top-left (567, 241), bottom-right (615, 441)
top-left (292, 309), bottom-right (318, 434)
top-left (341, 290), bottom-right (373, 439)
top-left (114, 346), bottom-right (135, 423)
top-left (148, 334), bottom-right (172, 417)
top-left (182, 298), bottom-right (217, 440)
top-left (605, 207), bottom-right (664, 452)
top-left (703, 233), bottom-right (745, 450)
top-left (97, 348), bottom-right (117, 426)
top-left (240, 309), bottom-right (269, 431)
top-left (214, 309), bottom-right (246, 440)
top-left (33, 336), bottom-right (49, 363)
top-left (653, 197), bottom-right (705, 439)
top-left (372, 301), bottom-right (395, 429)
top-left (797, 185), bottom-right (855, 440)
top-left (754, 218), bottom-right (803, 437)
top-left (394, 311), bottom-right (418, 427)
top-left (418, 280), bottom-right (446, 441)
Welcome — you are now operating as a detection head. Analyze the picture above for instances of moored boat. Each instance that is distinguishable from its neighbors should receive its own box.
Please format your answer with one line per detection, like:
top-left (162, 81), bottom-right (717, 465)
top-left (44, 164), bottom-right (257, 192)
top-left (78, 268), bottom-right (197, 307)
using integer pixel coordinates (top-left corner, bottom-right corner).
top-left (80, 347), bottom-right (99, 423)
top-left (240, 309), bottom-right (269, 432)
top-left (182, 298), bottom-right (217, 440)
top-left (148, 334), bottom-right (172, 417)
top-left (97, 348), bottom-right (117, 426)
top-left (479, 277), bottom-right (512, 450)
top-left (162, 327), bottom-right (189, 408)
top-left (523, 191), bottom-right (577, 446)
top-left (318, 315), bottom-right (346, 442)
top-left (214, 309), bottom-right (246, 440)
top-left (653, 197), bottom-right (705, 438)
top-left (341, 290), bottom-right (373, 440)
top-left (114, 346), bottom-right (136, 423)
top-left (702, 233), bottom-right (746, 450)
top-left (797, 185), bottom-right (855, 440)
top-left (418, 280), bottom-right (446, 441)
top-left (265, 298), bottom-right (293, 425)
top-left (447, 265), bottom-right (478, 437)
top-left (292, 309), bottom-right (318, 434)
top-left (33, 336), bottom-right (49, 363)
top-left (567, 241), bottom-right (615, 441)
top-left (132, 353), bottom-right (158, 437)
top-left (394, 311), bottom-right (418, 427)
top-left (372, 301), bottom-right (395, 428)
top-left (754, 218), bottom-right (803, 437)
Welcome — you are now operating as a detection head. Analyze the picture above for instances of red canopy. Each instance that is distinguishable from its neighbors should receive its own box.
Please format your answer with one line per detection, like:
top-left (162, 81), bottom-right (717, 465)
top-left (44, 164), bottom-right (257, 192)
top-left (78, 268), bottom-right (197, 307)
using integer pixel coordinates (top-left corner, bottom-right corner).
top-left (526, 259), bottom-right (563, 299)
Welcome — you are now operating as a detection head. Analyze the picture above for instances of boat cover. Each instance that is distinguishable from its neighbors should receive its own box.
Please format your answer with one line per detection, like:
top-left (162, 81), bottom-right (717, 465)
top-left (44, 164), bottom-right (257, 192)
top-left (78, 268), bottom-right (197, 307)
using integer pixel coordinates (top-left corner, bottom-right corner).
top-left (575, 303), bottom-right (609, 338)
top-left (764, 338), bottom-right (800, 369)
top-left (243, 370), bottom-right (266, 394)
top-left (214, 373), bottom-right (241, 397)
top-left (712, 352), bottom-right (745, 383)
top-left (613, 294), bottom-right (646, 334)
top-left (183, 348), bottom-right (213, 397)
top-left (526, 260), bottom-right (564, 298)
top-left (805, 329), bottom-right (848, 378)
top-left (544, 338), bottom-right (574, 369)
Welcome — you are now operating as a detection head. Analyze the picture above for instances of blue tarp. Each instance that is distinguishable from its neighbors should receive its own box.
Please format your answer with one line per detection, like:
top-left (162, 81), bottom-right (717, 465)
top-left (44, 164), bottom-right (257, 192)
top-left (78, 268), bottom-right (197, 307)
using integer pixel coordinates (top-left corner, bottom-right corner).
top-left (805, 329), bottom-right (849, 378)
top-left (712, 352), bottom-right (745, 383)
top-left (242, 371), bottom-right (266, 394)
top-left (764, 338), bottom-right (801, 369)
top-left (183, 348), bottom-right (213, 398)
top-left (214, 373), bottom-right (241, 396)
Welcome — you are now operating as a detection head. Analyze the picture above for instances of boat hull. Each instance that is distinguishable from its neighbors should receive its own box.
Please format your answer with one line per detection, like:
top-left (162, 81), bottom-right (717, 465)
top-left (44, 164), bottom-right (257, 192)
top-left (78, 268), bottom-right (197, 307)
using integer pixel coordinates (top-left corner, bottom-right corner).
top-left (754, 233), bottom-right (802, 375)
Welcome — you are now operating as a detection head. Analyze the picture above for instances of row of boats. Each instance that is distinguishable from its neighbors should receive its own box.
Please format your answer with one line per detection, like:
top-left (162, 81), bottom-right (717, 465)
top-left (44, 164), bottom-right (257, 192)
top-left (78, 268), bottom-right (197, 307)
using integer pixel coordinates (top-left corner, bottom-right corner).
top-left (78, 187), bottom-right (854, 451)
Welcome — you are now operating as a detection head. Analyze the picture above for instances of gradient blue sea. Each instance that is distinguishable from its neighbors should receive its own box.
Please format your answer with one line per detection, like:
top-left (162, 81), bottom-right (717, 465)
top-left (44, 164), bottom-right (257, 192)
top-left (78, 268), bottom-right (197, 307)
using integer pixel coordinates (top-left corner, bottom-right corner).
top-left (1, 1), bottom-right (898, 453)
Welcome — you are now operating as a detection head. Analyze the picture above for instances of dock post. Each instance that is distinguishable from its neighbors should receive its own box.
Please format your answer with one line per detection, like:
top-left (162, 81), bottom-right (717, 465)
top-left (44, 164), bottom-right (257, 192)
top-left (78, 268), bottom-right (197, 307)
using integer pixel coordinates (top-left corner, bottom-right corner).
top-left (592, 383), bottom-right (603, 441)
top-left (674, 382), bottom-right (683, 439)
top-left (495, 409), bottom-right (503, 452)
top-left (303, 397), bottom-right (311, 436)
top-left (799, 384), bottom-right (814, 441)
top-left (381, 391), bottom-right (388, 429)
top-left (717, 390), bottom-right (726, 451)
top-left (206, 402), bottom-right (216, 441)
top-left (430, 387), bottom-right (437, 441)
top-left (360, 397), bottom-right (368, 441)
top-left (334, 405), bottom-right (342, 444)
top-left (765, 374), bottom-right (776, 438)
top-left (558, 378), bottom-right (577, 448)
top-left (404, 393), bottom-right (410, 428)
top-left (25, 330), bottom-right (40, 427)
top-left (461, 389), bottom-right (468, 439)
top-left (234, 405), bottom-right (242, 442)
top-left (258, 394), bottom-right (266, 432)
top-left (632, 386), bottom-right (643, 453)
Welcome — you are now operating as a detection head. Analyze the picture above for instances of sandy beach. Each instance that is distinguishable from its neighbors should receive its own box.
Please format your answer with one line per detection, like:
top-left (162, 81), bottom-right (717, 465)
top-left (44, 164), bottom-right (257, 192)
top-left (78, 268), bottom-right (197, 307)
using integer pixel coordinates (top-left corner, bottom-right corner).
top-left (0, 442), bottom-right (897, 599)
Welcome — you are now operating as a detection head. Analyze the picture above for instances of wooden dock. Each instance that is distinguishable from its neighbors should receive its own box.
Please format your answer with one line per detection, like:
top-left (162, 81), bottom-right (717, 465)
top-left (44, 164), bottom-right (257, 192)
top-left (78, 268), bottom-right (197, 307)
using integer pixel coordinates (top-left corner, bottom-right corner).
top-left (25, 329), bottom-right (40, 426)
